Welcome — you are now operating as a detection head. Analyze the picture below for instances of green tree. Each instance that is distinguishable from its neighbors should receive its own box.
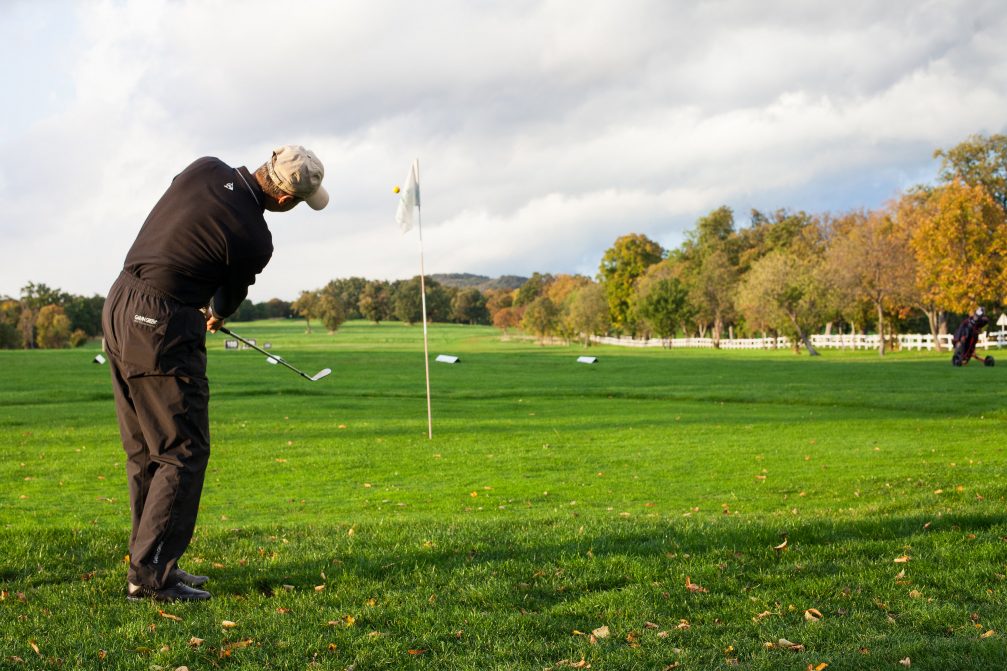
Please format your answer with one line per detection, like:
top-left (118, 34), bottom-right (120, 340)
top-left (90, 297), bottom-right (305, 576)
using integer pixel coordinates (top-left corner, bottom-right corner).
top-left (514, 272), bottom-right (554, 307)
top-left (636, 261), bottom-right (692, 343)
top-left (934, 133), bottom-right (1007, 213)
top-left (598, 233), bottom-right (664, 335)
top-left (358, 280), bottom-right (392, 324)
top-left (521, 296), bottom-right (560, 340)
top-left (451, 287), bottom-right (489, 325)
top-left (64, 294), bottom-right (104, 336)
top-left (35, 304), bottom-right (71, 349)
top-left (564, 283), bottom-right (610, 346)
top-left (20, 282), bottom-right (70, 311)
top-left (393, 277), bottom-right (450, 325)
top-left (736, 250), bottom-right (826, 355)
top-left (324, 277), bottom-right (368, 320)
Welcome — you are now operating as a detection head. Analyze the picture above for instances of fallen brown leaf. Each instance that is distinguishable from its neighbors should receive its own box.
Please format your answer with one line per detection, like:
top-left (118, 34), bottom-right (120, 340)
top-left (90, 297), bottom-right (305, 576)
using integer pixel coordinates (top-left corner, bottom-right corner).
top-left (408, 649), bottom-right (427, 655)
top-left (778, 638), bottom-right (805, 652)
top-left (981, 629), bottom-right (996, 639)
top-left (221, 620), bottom-right (237, 629)
top-left (685, 576), bottom-right (708, 593)
top-left (29, 641), bottom-right (40, 656)
top-left (804, 608), bottom-right (823, 622)
top-left (774, 539), bottom-right (788, 551)
top-left (899, 657), bottom-right (911, 667)
top-left (894, 556), bottom-right (911, 564)
top-left (189, 637), bottom-right (204, 648)
top-left (158, 610), bottom-right (183, 622)
top-left (591, 625), bottom-right (610, 639)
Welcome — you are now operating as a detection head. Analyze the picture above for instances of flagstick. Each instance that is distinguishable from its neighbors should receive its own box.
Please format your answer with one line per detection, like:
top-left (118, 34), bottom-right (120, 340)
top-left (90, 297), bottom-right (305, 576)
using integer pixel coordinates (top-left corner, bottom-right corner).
top-left (415, 160), bottom-right (433, 439)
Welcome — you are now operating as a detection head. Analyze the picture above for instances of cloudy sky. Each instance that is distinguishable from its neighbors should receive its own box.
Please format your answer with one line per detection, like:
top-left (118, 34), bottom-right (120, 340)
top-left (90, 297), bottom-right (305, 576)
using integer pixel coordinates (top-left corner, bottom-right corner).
top-left (2, 0), bottom-right (1005, 302)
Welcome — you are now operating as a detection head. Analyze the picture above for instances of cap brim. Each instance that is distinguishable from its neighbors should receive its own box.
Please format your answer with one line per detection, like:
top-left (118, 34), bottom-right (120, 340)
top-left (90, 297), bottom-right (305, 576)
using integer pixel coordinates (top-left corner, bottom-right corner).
top-left (306, 185), bottom-right (329, 210)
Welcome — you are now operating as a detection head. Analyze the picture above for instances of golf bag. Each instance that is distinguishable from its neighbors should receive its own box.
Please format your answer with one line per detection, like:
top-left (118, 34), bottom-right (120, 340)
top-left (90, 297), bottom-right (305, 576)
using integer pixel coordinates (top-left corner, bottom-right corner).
top-left (951, 310), bottom-right (993, 367)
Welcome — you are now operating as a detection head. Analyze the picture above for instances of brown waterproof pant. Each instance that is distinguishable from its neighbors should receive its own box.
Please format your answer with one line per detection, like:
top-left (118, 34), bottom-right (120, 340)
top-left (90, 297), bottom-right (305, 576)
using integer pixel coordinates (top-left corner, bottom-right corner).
top-left (102, 271), bottom-right (210, 589)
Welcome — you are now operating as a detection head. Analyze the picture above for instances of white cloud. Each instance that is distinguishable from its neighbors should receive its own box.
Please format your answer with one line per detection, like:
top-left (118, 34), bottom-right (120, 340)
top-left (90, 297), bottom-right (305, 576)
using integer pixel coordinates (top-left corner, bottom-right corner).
top-left (1, 0), bottom-right (1006, 300)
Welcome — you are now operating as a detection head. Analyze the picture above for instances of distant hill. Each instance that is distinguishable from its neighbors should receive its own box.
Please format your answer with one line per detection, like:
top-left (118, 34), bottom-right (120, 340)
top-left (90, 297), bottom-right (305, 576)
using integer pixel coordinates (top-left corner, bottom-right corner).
top-left (431, 273), bottom-right (528, 291)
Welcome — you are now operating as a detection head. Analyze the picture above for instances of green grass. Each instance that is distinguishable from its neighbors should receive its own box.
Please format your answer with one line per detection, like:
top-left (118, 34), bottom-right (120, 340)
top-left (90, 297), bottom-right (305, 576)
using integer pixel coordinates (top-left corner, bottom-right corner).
top-left (2, 320), bottom-right (1007, 670)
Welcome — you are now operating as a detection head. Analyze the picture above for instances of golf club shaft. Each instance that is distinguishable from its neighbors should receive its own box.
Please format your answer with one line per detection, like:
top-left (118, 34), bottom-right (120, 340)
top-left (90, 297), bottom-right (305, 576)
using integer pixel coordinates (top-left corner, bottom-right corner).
top-left (218, 326), bottom-right (312, 380)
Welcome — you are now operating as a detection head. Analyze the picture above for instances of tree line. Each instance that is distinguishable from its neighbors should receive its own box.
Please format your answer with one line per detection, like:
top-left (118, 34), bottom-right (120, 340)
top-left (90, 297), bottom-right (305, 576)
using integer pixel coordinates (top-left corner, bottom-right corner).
top-left (290, 132), bottom-right (1002, 357)
top-left (5, 133), bottom-right (1003, 353)
top-left (0, 283), bottom-right (104, 349)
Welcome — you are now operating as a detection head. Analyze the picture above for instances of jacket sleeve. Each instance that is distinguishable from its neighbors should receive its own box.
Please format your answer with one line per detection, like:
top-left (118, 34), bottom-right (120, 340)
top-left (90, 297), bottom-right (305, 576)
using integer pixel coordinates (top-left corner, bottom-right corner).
top-left (210, 252), bottom-right (272, 319)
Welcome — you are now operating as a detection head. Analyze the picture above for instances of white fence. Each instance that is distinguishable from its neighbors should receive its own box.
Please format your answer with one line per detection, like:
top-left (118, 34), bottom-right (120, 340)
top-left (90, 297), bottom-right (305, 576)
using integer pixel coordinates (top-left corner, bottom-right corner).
top-left (589, 332), bottom-right (1005, 351)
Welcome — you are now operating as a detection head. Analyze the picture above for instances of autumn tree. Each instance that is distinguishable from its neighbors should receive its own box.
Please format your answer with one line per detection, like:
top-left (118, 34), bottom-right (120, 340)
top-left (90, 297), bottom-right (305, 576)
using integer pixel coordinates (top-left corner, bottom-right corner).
top-left (825, 209), bottom-right (916, 355)
top-left (598, 233), bottom-right (664, 335)
top-left (0, 299), bottom-right (21, 349)
top-left (316, 289), bottom-right (347, 333)
top-left (906, 180), bottom-right (1007, 316)
top-left (35, 304), bottom-right (71, 349)
top-left (292, 290), bottom-right (320, 333)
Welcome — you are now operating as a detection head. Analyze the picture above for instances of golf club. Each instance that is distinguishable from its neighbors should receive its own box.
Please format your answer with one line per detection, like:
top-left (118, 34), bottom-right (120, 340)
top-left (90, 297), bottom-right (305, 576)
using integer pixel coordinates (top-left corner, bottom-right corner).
top-left (218, 326), bottom-right (331, 382)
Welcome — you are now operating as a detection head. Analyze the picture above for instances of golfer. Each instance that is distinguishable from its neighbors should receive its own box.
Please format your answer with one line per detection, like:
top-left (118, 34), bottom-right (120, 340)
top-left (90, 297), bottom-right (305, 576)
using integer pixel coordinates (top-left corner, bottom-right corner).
top-left (101, 145), bottom-right (328, 602)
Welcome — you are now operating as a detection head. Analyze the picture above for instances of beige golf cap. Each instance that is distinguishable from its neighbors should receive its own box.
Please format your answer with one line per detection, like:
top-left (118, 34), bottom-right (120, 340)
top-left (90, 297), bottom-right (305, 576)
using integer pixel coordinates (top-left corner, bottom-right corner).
top-left (267, 145), bottom-right (329, 210)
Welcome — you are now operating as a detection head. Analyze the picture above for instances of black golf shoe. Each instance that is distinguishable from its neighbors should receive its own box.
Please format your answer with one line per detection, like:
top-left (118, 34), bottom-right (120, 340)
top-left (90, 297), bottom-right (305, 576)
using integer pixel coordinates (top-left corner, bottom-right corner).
top-left (126, 581), bottom-right (211, 602)
top-left (171, 566), bottom-right (210, 587)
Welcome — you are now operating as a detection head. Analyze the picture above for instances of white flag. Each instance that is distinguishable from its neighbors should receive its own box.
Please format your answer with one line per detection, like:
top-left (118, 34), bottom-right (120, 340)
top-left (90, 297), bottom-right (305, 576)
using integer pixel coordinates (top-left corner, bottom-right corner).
top-left (395, 159), bottom-right (420, 233)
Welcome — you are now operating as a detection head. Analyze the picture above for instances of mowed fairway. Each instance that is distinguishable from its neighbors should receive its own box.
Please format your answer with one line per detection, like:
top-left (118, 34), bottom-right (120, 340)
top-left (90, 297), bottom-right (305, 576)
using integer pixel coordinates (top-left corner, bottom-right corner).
top-left (2, 320), bottom-right (1007, 670)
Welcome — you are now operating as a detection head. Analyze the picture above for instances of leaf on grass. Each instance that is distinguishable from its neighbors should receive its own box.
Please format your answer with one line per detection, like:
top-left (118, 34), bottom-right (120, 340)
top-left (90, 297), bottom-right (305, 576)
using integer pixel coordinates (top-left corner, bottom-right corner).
top-left (644, 621), bottom-right (659, 629)
top-left (894, 556), bottom-right (911, 564)
top-left (189, 637), bottom-right (204, 648)
top-left (591, 625), bottom-right (610, 639)
top-left (676, 619), bottom-right (691, 630)
top-left (158, 610), bottom-right (183, 622)
top-left (804, 608), bottom-right (823, 622)
top-left (774, 539), bottom-right (788, 552)
top-left (981, 629), bottom-right (996, 639)
top-left (685, 576), bottom-right (708, 593)
top-left (221, 620), bottom-right (237, 629)
top-left (908, 590), bottom-right (922, 599)
top-left (29, 641), bottom-right (40, 656)
top-left (553, 658), bottom-right (591, 669)
top-left (407, 649), bottom-right (427, 655)
top-left (899, 657), bottom-right (911, 667)
top-left (328, 643), bottom-right (337, 651)
top-left (276, 607), bottom-right (291, 614)
top-left (778, 638), bottom-right (805, 652)
top-left (314, 585), bottom-right (325, 592)
top-left (807, 664), bottom-right (828, 671)
top-left (224, 639), bottom-right (253, 651)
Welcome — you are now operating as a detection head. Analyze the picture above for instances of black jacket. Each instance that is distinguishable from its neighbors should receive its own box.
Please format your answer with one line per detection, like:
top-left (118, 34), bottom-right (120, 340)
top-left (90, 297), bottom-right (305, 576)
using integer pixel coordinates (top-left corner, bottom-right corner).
top-left (123, 157), bottom-right (273, 318)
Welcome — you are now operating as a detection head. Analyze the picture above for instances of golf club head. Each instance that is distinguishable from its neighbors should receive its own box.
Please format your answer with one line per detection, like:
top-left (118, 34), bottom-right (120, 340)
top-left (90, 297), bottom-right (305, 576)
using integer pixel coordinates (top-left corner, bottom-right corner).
top-left (310, 368), bottom-right (332, 382)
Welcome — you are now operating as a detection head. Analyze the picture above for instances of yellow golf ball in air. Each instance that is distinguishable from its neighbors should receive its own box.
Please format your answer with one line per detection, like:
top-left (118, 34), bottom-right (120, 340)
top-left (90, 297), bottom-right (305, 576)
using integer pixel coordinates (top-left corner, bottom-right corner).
top-left (393, 186), bottom-right (400, 193)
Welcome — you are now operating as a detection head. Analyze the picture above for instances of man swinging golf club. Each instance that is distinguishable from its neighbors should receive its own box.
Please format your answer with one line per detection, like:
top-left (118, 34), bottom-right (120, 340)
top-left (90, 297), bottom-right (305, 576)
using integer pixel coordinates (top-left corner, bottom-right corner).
top-left (101, 145), bottom-right (328, 602)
